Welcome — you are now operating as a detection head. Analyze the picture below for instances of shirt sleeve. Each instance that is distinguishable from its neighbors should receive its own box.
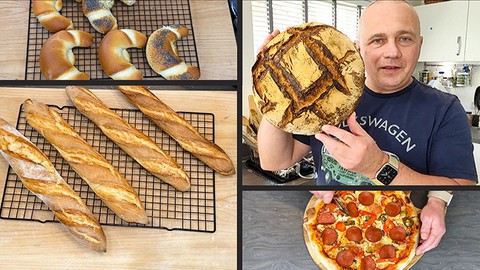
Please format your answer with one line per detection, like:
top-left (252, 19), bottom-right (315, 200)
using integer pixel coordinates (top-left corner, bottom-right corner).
top-left (428, 98), bottom-right (478, 182)
top-left (293, 134), bottom-right (311, 146)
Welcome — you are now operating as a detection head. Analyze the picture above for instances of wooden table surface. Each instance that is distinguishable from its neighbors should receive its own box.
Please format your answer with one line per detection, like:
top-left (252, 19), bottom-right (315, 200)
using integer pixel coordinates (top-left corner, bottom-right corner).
top-left (0, 0), bottom-right (237, 80)
top-left (243, 190), bottom-right (480, 270)
top-left (0, 87), bottom-right (237, 269)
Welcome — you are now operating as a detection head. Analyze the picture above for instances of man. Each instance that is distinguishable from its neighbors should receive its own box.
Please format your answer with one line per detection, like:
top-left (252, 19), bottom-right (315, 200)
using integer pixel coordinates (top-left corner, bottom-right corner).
top-left (256, 0), bottom-right (477, 254)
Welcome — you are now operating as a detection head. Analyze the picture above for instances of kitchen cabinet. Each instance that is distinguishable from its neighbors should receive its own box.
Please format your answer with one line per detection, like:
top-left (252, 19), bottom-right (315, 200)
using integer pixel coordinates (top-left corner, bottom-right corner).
top-left (415, 1), bottom-right (480, 62)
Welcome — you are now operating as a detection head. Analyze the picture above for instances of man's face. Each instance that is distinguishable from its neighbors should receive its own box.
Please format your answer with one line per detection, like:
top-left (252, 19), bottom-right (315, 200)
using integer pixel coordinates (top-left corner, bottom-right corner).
top-left (358, 1), bottom-right (423, 93)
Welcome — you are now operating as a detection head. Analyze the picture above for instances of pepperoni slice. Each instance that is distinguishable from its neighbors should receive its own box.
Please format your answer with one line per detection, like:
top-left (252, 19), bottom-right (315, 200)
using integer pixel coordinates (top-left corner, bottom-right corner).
top-left (322, 228), bottom-right (338, 245)
top-left (389, 226), bottom-right (407, 241)
top-left (365, 226), bottom-right (382, 243)
top-left (346, 226), bottom-right (363, 242)
top-left (385, 202), bottom-right (402, 217)
top-left (358, 191), bottom-right (374, 206)
top-left (336, 249), bottom-right (355, 267)
top-left (360, 256), bottom-right (376, 270)
top-left (347, 202), bottom-right (359, 217)
top-left (317, 212), bottom-right (336, 224)
top-left (379, 245), bottom-right (396, 259)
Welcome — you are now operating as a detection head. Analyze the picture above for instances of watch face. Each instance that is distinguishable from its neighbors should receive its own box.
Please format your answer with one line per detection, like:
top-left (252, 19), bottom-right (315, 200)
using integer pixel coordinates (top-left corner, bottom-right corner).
top-left (377, 164), bottom-right (398, 185)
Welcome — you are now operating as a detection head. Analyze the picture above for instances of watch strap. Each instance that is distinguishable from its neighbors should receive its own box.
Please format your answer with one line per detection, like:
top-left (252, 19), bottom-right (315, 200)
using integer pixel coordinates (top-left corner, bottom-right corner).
top-left (427, 191), bottom-right (453, 207)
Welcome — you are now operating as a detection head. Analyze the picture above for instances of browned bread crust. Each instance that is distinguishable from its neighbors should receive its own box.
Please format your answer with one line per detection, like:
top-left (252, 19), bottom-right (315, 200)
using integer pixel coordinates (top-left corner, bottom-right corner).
top-left (82, 0), bottom-right (117, 34)
top-left (0, 118), bottom-right (106, 252)
top-left (99, 29), bottom-right (147, 80)
top-left (39, 30), bottom-right (93, 80)
top-left (252, 22), bottom-right (365, 135)
top-left (24, 99), bottom-right (150, 224)
top-left (117, 86), bottom-right (235, 176)
top-left (146, 25), bottom-right (200, 80)
top-left (65, 86), bottom-right (191, 191)
top-left (33, 0), bottom-right (73, 32)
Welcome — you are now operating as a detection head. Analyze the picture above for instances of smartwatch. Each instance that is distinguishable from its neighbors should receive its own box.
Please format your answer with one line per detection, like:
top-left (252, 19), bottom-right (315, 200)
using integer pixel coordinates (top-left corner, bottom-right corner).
top-left (372, 151), bottom-right (399, 186)
top-left (427, 191), bottom-right (453, 207)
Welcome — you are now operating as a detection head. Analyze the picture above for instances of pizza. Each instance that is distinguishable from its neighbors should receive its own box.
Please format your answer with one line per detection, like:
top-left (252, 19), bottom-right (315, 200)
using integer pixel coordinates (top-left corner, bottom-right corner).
top-left (303, 191), bottom-right (421, 270)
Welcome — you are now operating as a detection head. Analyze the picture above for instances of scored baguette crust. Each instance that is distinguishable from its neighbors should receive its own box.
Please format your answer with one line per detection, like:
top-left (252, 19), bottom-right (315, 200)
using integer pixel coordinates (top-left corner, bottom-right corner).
top-left (33, 0), bottom-right (74, 32)
top-left (23, 99), bottom-right (149, 224)
top-left (0, 118), bottom-right (106, 252)
top-left (252, 22), bottom-right (364, 135)
top-left (99, 29), bottom-right (147, 80)
top-left (39, 30), bottom-right (93, 80)
top-left (65, 86), bottom-right (191, 191)
top-left (146, 25), bottom-right (200, 80)
top-left (117, 86), bottom-right (235, 176)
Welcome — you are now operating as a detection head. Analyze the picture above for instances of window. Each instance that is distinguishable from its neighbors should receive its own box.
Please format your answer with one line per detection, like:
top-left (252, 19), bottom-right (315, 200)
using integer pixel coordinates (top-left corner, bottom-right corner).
top-left (251, 0), bottom-right (364, 52)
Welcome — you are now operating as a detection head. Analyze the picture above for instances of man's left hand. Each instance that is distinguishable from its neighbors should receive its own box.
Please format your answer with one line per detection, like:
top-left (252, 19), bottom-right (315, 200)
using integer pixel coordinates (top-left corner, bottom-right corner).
top-left (415, 197), bottom-right (447, 254)
top-left (315, 112), bottom-right (386, 178)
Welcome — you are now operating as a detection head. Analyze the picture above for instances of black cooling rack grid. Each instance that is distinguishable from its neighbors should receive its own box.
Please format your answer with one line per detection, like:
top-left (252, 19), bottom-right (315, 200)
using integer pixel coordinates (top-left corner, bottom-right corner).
top-left (26, 0), bottom-right (199, 80)
top-left (0, 105), bottom-right (215, 233)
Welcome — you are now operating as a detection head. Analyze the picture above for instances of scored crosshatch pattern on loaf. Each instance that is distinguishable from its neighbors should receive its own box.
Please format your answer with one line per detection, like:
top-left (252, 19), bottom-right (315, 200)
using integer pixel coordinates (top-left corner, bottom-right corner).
top-left (0, 105), bottom-right (215, 233)
top-left (26, 0), bottom-right (199, 80)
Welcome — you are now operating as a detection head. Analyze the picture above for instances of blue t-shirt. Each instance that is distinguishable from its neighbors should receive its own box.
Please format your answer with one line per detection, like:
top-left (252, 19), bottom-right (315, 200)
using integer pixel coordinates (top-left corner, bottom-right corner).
top-left (294, 78), bottom-right (478, 185)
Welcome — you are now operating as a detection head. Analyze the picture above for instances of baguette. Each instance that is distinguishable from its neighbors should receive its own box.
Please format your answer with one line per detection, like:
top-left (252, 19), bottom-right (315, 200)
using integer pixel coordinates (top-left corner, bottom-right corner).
top-left (0, 118), bottom-right (106, 252)
top-left (23, 99), bottom-right (149, 224)
top-left (117, 86), bottom-right (235, 176)
top-left (65, 86), bottom-right (191, 191)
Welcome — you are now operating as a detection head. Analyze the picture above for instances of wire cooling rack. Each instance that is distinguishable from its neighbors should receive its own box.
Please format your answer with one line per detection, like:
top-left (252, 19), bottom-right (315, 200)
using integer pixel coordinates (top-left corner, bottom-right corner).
top-left (26, 0), bottom-right (199, 80)
top-left (0, 105), bottom-right (215, 233)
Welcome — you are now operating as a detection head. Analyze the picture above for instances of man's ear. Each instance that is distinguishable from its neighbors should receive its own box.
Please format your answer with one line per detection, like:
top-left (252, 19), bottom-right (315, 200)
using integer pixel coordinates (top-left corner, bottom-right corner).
top-left (354, 40), bottom-right (361, 53)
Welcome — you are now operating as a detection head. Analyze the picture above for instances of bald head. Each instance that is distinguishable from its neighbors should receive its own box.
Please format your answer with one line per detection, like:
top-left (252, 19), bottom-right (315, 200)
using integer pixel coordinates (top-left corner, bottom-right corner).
top-left (359, 0), bottom-right (421, 43)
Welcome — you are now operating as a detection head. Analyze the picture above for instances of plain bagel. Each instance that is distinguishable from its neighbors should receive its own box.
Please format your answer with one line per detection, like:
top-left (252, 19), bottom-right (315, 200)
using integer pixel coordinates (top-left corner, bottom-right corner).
top-left (39, 30), bottom-right (93, 80)
top-left (99, 29), bottom-right (147, 80)
top-left (33, 0), bottom-right (73, 32)
top-left (146, 25), bottom-right (200, 80)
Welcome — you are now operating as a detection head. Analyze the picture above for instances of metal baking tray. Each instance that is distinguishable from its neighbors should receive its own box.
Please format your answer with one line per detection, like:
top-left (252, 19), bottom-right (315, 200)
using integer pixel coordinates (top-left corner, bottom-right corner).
top-left (0, 104), bottom-right (216, 233)
top-left (25, 0), bottom-right (199, 80)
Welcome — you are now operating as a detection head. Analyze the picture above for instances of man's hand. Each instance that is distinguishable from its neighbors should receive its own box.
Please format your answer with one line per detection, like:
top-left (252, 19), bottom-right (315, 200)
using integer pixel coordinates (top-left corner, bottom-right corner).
top-left (415, 197), bottom-right (447, 254)
top-left (309, 191), bottom-right (335, 204)
top-left (315, 112), bottom-right (386, 179)
top-left (257, 29), bottom-right (280, 53)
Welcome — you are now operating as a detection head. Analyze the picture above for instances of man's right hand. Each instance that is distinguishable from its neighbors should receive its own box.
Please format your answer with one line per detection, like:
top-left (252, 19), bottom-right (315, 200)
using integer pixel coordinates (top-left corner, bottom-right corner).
top-left (309, 191), bottom-right (335, 204)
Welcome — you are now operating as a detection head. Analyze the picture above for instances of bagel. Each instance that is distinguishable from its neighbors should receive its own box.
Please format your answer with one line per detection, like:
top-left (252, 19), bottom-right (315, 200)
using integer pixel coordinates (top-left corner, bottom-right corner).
top-left (39, 30), bottom-right (93, 80)
top-left (82, 0), bottom-right (117, 34)
top-left (99, 29), bottom-right (147, 80)
top-left (33, 0), bottom-right (73, 32)
top-left (252, 22), bottom-right (365, 135)
top-left (146, 25), bottom-right (200, 80)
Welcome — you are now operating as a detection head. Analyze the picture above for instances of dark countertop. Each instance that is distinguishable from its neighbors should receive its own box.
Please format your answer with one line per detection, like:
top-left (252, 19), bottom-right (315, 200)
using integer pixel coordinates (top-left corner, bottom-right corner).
top-left (242, 190), bottom-right (480, 270)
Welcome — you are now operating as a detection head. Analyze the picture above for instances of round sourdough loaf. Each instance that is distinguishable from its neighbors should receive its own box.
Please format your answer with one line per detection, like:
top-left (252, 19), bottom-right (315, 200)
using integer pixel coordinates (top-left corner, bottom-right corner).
top-left (252, 22), bottom-right (365, 135)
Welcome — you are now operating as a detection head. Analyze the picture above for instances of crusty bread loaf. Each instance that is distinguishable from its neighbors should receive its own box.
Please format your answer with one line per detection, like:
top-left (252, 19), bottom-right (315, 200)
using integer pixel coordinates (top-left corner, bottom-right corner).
top-left (99, 29), bottom-right (147, 80)
top-left (252, 22), bottom-right (365, 135)
top-left (39, 30), bottom-right (93, 80)
top-left (23, 99), bottom-right (150, 224)
top-left (117, 86), bottom-right (235, 176)
top-left (33, 0), bottom-right (73, 32)
top-left (146, 25), bottom-right (200, 80)
top-left (0, 117), bottom-right (106, 252)
top-left (82, 0), bottom-right (117, 34)
top-left (65, 86), bottom-right (191, 191)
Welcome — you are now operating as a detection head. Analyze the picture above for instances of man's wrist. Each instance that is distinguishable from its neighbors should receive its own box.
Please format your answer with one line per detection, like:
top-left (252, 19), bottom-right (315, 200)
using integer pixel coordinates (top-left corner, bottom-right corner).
top-left (369, 151), bottom-right (388, 179)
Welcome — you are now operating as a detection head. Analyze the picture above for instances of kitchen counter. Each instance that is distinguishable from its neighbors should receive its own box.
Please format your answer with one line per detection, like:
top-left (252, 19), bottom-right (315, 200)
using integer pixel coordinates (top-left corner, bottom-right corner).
top-left (0, 87), bottom-right (237, 269)
top-left (0, 0), bottom-right (236, 80)
top-left (243, 190), bottom-right (480, 270)
top-left (471, 127), bottom-right (480, 144)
